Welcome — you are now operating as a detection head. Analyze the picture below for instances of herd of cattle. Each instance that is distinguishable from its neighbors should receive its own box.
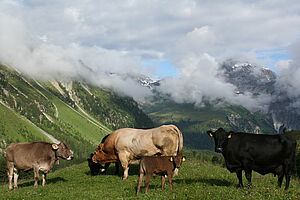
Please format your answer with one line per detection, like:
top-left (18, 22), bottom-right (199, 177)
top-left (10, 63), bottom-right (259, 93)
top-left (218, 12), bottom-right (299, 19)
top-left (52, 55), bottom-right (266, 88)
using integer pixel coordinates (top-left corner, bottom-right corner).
top-left (5, 124), bottom-right (297, 194)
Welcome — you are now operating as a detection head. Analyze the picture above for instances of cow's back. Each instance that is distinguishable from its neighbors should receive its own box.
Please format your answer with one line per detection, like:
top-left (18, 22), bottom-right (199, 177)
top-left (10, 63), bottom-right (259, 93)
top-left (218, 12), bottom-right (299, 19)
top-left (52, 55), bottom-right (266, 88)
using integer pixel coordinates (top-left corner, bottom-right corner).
top-left (6, 142), bottom-right (53, 170)
top-left (225, 133), bottom-right (296, 174)
top-left (114, 128), bottom-right (158, 157)
top-left (114, 125), bottom-right (183, 158)
top-left (152, 125), bottom-right (183, 156)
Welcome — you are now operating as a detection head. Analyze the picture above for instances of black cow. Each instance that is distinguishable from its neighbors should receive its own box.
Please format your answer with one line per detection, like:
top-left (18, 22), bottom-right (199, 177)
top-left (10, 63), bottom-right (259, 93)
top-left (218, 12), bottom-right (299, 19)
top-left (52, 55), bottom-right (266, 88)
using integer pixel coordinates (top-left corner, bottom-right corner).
top-left (87, 134), bottom-right (119, 176)
top-left (207, 128), bottom-right (296, 190)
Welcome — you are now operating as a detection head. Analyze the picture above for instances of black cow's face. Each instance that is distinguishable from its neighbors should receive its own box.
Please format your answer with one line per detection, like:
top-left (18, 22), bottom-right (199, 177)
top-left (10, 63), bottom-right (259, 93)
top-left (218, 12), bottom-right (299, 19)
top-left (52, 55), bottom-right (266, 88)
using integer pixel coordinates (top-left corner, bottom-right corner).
top-left (87, 153), bottom-right (104, 176)
top-left (207, 128), bottom-right (232, 153)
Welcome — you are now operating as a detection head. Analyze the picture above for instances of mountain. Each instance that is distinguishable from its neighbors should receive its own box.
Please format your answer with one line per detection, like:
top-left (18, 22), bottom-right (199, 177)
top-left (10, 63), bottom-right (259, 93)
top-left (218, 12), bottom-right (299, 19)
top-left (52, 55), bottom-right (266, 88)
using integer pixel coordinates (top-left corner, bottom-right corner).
top-left (221, 59), bottom-right (276, 95)
top-left (220, 59), bottom-right (300, 131)
top-left (137, 75), bottom-right (160, 89)
top-left (0, 63), bottom-right (153, 174)
top-left (139, 58), bottom-right (300, 146)
top-left (140, 59), bottom-right (300, 149)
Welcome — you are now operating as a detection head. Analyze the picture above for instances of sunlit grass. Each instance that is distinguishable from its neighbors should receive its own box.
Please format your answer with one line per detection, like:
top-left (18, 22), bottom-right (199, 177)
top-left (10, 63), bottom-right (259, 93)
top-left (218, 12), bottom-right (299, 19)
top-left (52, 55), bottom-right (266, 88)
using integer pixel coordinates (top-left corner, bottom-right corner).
top-left (1, 158), bottom-right (299, 200)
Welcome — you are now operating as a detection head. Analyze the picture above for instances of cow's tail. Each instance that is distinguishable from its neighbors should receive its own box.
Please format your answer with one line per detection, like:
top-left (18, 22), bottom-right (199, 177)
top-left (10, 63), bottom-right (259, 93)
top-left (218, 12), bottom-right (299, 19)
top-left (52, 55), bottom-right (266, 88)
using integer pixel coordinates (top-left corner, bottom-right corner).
top-left (171, 125), bottom-right (183, 156)
top-left (171, 125), bottom-right (183, 177)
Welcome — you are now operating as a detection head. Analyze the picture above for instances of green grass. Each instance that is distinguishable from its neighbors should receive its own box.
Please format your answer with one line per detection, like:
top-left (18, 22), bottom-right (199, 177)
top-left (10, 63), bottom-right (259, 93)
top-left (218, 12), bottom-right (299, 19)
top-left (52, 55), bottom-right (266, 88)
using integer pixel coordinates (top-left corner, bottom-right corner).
top-left (0, 103), bottom-right (50, 143)
top-left (0, 158), bottom-right (299, 199)
top-left (37, 84), bottom-right (109, 145)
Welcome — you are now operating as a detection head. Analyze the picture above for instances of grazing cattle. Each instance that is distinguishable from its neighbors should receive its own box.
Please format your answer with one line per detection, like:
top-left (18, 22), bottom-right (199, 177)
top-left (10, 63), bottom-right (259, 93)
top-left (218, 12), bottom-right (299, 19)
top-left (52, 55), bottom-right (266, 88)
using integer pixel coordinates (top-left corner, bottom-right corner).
top-left (88, 153), bottom-right (119, 175)
top-left (92, 124), bottom-right (183, 180)
top-left (6, 141), bottom-right (73, 191)
top-left (207, 128), bottom-right (296, 190)
top-left (88, 134), bottom-right (119, 176)
top-left (136, 154), bottom-right (186, 195)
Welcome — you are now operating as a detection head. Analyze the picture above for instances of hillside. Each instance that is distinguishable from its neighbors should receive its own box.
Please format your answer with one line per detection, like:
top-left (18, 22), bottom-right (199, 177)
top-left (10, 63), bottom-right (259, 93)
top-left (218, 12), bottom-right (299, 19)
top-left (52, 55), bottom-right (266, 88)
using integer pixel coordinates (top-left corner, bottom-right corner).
top-left (0, 63), bottom-right (153, 171)
top-left (0, 152), bottom-right (299, 199)
top-left (142, 96), bottom-right (275, 150)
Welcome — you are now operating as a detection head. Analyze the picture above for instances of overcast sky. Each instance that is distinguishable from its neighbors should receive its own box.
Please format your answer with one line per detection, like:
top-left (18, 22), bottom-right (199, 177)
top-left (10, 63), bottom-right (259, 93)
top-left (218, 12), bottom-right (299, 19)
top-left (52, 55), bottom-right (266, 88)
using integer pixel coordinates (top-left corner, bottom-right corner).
top-left (0, 0), bottom-right (300, 108)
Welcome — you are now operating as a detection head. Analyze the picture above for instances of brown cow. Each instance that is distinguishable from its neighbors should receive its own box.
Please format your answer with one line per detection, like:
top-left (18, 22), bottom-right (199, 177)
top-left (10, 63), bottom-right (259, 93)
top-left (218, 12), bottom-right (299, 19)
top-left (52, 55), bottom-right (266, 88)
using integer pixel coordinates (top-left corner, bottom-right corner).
top-left (5, 141), bottom-right (73, 191)
top-left (136, 154), bottom-right (186, 195)
top-left (92, 125), bottom-right (183, 180)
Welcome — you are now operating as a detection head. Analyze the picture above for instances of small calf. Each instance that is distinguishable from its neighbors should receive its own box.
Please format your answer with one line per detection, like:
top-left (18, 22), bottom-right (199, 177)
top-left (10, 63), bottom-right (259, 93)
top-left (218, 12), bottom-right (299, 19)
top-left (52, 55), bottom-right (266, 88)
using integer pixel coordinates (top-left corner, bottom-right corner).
top-left (136, 154), bottom-right (186, 195)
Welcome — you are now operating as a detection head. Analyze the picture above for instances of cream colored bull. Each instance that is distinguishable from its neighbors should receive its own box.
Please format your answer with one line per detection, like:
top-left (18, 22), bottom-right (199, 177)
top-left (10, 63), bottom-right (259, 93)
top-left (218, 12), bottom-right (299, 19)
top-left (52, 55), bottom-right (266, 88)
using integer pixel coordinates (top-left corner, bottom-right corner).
top-left (92, 125), bottom-right (183, 180)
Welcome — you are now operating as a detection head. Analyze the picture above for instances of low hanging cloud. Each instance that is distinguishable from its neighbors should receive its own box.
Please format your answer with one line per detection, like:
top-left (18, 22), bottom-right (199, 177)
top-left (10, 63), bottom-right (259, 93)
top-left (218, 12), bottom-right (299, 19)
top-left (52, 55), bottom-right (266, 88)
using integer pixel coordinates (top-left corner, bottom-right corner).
top-left (276, 41), bottom-right (300, 101)
top-left (0, 13), bottom-right (151, 100)
top-left (0, 1), bottom-right (300, 111)
top-left (158, 26), bottom-right (273, 111)
top-left (158, 53), bottom-right (272, 111)
top-left (0, 12), bottom-right (275, 110)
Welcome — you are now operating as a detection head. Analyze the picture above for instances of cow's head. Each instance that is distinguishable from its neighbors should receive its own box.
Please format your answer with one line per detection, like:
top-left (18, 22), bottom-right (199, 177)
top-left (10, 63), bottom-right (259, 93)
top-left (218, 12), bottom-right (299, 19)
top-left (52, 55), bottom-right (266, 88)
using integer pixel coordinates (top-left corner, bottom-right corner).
top-left (92, 143), bottom-right (105, 163)
top-left (92, 143), bottom-right (118, 164)
top-left (207, 128), bottom-right (233, 153)
top-left (52, 141), bottom-right (74, 160)
top-left (170, 154), bottom-right (186, 169)
top-left (87, 153), bottom-right (103, 175)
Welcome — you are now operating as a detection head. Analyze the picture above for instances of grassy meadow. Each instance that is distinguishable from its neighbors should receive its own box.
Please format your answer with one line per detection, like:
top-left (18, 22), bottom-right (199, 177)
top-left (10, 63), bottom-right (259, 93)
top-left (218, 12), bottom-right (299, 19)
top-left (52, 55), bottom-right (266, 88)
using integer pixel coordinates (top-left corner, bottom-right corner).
top-left (0, 103), bottom-right (50, 143)
top-left (0, 154), bottom-right (299, 200)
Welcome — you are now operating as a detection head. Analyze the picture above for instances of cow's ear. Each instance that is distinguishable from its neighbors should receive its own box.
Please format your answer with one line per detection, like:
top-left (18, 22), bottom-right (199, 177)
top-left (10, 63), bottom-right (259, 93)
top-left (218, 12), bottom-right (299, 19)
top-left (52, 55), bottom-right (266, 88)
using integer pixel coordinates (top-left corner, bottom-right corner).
top-left (170, 157), bottom-right (174, 162)
top-left (207, 130), bottom-right (213, 137)
top-left (52, 144), bottom-right (59, 151)
top-left (182, 156), bottom-right (186, 162)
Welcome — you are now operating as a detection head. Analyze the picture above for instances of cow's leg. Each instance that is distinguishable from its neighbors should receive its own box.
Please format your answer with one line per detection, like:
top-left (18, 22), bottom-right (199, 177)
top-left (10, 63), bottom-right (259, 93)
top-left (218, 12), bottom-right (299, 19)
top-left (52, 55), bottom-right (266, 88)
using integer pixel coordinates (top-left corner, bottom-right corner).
top-left (161, 175), bottom-right (166, 190)
top-left (33, 166), bottom-right (39, 188)
top-left (136, 173), bottom-right (144, 195)
top-left (167, 171), bottom-right (173, 191)
top-left (245, 169), bottom-right (252, 188)
top-left (7, 162), bottom-right (14, 191)
top-left (277, 173), bottom-right (284, 188)
top-left (284, 167), bottom-right (291, 190)
top-left (42, 172), bottom-right (47, 186)
top-left (13, 168), bottom-right (19, 189)
top-left (144, 173), bottom-right (152, 194)
top-left (119, 152), bottom-right (130, 180)
top-left (236, 170), bottom-right (243, 188)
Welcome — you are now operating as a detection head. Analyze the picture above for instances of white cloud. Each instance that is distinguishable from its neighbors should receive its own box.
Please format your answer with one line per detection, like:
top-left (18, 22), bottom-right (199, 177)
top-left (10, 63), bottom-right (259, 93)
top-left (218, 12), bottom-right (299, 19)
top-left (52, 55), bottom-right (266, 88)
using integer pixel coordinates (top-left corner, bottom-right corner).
top-left (276, 41), bottom-right (300, 98)
top-left (0, 12), bottom-right (151, 100)
top-left (0, 0), bottom-right (300, 108)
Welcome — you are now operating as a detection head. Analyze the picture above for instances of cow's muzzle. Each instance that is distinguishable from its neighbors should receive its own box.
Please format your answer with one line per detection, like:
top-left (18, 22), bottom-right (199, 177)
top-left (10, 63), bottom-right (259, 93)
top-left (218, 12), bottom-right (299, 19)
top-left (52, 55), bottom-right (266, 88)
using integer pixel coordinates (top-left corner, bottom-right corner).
top-left (67, 156), bottom-right (74, 160)
top-left (216, 147), bottom-right (223, 153)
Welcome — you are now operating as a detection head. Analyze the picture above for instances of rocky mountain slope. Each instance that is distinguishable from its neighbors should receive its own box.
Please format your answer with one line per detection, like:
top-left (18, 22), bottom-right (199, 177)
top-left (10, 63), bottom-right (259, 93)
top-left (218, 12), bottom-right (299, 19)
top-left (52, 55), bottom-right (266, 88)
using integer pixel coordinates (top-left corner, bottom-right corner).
top-left (0, 63), bottom-right (153, 167)
top-left (220, 59), bottom-right (300, 131)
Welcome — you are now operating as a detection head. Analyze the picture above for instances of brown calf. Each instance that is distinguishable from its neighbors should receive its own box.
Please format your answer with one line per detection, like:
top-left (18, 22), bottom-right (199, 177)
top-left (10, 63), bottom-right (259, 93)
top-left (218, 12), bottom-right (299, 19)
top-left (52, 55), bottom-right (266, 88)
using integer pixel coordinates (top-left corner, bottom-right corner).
top-left (136, 154), bottom-right (186, 195)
